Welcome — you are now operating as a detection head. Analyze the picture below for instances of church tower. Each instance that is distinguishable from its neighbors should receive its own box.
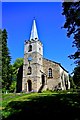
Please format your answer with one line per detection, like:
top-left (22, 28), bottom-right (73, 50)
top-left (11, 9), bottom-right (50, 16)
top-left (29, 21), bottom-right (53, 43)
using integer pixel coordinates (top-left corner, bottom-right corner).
top-left (22, 19), bottom-right (43, 92)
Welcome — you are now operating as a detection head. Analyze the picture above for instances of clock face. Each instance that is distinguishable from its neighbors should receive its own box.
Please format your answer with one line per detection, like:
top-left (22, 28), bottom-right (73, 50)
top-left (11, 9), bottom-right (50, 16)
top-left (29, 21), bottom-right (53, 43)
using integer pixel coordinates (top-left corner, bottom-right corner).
top-left (28, 56), bottom-right (32, 61)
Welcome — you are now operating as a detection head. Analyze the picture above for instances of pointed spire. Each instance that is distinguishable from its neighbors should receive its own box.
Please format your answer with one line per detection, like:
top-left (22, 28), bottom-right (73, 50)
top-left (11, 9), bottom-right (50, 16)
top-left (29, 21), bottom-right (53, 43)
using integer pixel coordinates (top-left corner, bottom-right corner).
top-left (30, 19), bottom-right (39, 41)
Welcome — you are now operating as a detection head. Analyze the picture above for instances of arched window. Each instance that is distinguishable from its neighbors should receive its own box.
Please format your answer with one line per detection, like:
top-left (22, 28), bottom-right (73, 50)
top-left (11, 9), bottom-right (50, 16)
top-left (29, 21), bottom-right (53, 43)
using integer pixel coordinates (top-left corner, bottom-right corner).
top-left (28, 66), bottom-right (32, 75)
top-left (28, 44), bottom-right (32, 52)
top-left (48, 68), bottom-right (52, 78)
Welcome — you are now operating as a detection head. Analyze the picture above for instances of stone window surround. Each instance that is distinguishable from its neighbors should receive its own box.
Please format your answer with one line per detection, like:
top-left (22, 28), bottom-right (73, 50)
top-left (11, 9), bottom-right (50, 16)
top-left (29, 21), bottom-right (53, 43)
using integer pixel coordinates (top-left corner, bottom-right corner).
top-left (28, 44), bottom-right (32, 52)
top-left (27, 66), bottom-right (32, 75)
top-left (48, 68), bottom-right (53, 78)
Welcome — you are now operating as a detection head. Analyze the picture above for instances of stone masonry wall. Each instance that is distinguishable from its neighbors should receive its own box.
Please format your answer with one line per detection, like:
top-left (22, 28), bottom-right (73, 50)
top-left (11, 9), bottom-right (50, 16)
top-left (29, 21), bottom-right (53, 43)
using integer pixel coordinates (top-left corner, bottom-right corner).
top-left (43, 58), bottom-right (61, 90)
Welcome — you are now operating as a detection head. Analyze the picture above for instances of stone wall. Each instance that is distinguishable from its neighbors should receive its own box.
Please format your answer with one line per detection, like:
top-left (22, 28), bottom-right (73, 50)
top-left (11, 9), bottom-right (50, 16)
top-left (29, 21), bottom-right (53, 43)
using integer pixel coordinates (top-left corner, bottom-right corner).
top-left (60, 66), bottom-right (70, 90)
top-left (43, 58), bottom-right (61, 90)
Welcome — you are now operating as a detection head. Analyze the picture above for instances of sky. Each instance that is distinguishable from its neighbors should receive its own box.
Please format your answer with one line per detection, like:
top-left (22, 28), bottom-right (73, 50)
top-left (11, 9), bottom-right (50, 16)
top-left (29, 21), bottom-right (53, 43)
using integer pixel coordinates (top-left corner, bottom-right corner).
top-left (2, 2), bottom-right (76, 74)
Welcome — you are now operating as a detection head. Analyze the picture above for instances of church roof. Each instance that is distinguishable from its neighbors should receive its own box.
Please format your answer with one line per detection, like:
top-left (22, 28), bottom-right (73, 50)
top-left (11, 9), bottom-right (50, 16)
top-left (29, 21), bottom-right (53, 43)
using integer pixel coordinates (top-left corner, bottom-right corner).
top-left (30, 19), bottom-right (39, 41)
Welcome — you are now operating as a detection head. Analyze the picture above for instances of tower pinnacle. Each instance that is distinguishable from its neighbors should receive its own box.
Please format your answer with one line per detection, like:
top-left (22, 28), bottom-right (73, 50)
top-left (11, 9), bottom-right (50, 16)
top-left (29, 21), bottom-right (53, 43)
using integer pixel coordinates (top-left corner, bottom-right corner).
top-left (30, 19), bottom-right (39, 41)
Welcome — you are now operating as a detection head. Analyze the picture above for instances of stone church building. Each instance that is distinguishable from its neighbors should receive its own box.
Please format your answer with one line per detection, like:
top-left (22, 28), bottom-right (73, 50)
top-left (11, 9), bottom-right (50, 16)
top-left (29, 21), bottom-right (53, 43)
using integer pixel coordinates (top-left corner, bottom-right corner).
top-left (17, 19), bottom-right (70, 93)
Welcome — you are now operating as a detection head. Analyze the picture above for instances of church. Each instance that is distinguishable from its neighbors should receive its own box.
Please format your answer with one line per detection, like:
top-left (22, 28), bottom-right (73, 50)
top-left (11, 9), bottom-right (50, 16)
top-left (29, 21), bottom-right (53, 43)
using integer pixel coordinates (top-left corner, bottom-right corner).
top-left (17, 19), bottom-right (70, 93)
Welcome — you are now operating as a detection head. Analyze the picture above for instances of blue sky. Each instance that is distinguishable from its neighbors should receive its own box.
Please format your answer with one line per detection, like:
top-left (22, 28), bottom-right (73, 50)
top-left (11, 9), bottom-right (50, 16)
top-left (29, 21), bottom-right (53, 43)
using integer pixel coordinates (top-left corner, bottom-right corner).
top-left (2, 2), bottom-right (76, 74)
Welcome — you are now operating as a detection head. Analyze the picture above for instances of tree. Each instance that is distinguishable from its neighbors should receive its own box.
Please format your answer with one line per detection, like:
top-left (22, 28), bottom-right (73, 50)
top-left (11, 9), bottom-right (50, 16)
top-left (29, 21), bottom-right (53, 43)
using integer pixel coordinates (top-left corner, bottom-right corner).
top-left (12, 58), bottom-right (23, 80)
top-left (0, 29), bottom-right (2, 92)
top-left (62, 1), bottom-right (80, 64)
top-left (2, 29), bottom-right (23, 93)
top-left (62, 1), bottom-right (80, 87)
top-left (73, 66), bottom-right (80, 87)
top-left (2, 29), bottom-right (11, 92)
top-left (69, 74), bottom-right (75, 88)
top-left (9, 80), bottom-right (16, 93)
top-left (9, 58), bottom-right (23, 92)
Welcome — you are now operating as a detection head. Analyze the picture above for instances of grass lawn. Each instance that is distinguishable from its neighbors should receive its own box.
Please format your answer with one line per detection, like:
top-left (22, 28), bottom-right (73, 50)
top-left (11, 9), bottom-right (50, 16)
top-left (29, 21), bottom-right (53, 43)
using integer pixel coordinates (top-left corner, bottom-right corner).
top-left (1, 91), bottom-right (80, 120)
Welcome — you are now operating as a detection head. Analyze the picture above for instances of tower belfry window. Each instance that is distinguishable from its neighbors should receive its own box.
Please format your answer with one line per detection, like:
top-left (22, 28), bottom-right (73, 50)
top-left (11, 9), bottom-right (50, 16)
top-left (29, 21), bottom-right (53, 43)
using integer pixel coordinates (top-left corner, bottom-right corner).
top-left (27, 67), bottom-right (32, 75)
top-left (28, 44), bottom-right (32, 52)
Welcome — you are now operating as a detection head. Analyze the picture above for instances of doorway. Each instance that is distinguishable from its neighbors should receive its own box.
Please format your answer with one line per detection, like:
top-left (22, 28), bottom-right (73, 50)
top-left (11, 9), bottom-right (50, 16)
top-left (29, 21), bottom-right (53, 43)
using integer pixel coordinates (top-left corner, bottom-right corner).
top-left (42, 74), bottom-right (45, 85)
top-left (27, 80), bottom-right (32, 92)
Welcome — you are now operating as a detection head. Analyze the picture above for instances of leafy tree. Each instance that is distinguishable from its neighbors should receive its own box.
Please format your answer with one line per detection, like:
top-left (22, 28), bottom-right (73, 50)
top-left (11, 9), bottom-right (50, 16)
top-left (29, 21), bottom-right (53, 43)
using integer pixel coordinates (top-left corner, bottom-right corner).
top-left (69, 74), bottom-right (75, 88)
top-left (2, 29), bottom-right (11, 92)
top-left (16, 64), bottom-right (23, 93)
top-left (62, 1), bottom-right (80, 64)
top-left (2, 29), bottom-right (23, 93)
top-left (62, 1), bottom-right (80, 87)
top-left (12, 58), bottom-right (23, 81)
top-left (9, 80), bottom-right (16, 93)
top-left (9, 58), bottom-right (23, 92)
top-left (0, 29), bottom-right (2, 93)
top-left (73, 66), bottom-right (80, 87)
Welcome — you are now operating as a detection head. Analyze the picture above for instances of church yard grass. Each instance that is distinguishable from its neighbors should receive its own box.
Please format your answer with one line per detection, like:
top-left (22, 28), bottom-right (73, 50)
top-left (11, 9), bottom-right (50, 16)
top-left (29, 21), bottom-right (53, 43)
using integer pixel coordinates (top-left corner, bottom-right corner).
top-left (1, 90), bottom-right (80, 120)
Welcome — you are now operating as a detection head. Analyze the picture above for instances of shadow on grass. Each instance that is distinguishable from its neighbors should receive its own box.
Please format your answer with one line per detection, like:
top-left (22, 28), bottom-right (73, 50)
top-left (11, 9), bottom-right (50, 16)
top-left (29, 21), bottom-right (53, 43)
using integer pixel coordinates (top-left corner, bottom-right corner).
top-left (3, 93), bottom-right (80, 120)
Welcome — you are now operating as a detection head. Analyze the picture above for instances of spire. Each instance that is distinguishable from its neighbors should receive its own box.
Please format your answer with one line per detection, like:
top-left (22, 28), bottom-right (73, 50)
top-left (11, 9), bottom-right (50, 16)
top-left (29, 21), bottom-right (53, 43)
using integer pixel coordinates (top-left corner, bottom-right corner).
top-left (30, 19), bottom-right (39, 41)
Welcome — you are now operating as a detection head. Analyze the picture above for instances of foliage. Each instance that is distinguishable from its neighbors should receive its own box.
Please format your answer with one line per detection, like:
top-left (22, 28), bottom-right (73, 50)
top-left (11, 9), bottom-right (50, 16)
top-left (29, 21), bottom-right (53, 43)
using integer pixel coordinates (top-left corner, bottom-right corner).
top-left (69, 74), bottom-right (76, 88)
top-left (73, 66), bottom-right (80, 87)
top-left (11, 58), bottom-right (23, 81)
top-left (62, 1), bottom-right (80, 64)
top-left (9, 58), bottom-right (23, 92)
top-left (0, 29), bottom-right (2, 91)
top-left (9, 81), bottom-right (16, 93)
top-left (1, 29), bottom-right (23, 93)
top-left (62, 1), bottom-right (80, 87)
top-left (2, 29), bottom-right (12, 92)
top-left (12, 58), bottom-right (23, 77)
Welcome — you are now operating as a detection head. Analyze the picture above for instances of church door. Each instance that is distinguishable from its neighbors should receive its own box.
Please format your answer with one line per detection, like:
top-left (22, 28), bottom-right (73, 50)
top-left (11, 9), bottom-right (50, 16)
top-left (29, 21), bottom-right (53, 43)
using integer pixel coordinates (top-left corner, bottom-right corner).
top-left (42, 74), bottom-right (45, 85)
top-left (27, 80), bottom-right (32, 92)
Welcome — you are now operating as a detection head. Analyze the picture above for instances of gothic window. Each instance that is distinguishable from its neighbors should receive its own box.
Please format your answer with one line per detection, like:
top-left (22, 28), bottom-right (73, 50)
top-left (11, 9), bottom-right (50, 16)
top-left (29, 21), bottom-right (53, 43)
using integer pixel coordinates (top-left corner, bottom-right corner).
top-left (28, 44), bottom-right (32, 52)
top-left (48, 68), bottom-right (52, 78)
top-left (28, 66), bottom-right (32, 75)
